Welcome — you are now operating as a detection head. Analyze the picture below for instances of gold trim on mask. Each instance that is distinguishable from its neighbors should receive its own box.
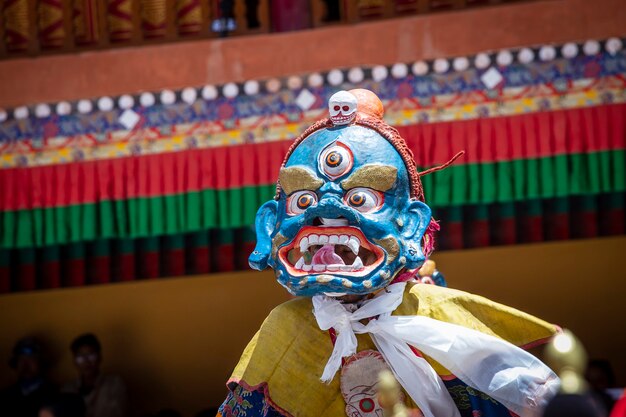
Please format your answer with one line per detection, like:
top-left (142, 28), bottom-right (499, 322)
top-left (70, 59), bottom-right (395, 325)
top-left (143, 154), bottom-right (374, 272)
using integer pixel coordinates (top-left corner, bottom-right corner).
top-left (341, 165), bottom-right (397, 192)
top-left (278, 167), bottom-right (324, 196)
top-left (271, 233), bottom-right (288, 259)
top-left (374, 236), bottom-right (400, 264)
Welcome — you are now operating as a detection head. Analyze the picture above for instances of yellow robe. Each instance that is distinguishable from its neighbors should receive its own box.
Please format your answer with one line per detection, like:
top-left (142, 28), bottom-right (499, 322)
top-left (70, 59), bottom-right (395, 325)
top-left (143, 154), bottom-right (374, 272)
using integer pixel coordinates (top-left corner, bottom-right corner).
top-left (228, 282), bottom-right (557, 417)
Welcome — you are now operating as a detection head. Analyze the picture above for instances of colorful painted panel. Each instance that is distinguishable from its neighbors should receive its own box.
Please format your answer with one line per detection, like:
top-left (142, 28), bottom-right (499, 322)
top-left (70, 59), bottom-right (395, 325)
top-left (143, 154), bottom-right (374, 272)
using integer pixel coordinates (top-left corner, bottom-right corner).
top-left (0, 38), bottom-right (625, 292)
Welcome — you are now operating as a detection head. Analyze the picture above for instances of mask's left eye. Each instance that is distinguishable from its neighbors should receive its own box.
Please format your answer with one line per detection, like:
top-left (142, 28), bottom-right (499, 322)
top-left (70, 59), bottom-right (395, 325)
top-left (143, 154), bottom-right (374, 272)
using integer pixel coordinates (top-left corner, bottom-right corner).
top-left (287, 191), bottom-right (318, 215)
top-left (344, 188), bottom-right (384, 213)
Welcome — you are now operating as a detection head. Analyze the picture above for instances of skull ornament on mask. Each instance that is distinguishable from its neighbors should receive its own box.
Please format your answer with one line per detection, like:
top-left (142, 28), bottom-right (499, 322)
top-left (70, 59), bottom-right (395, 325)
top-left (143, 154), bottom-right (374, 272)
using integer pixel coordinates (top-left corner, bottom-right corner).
top-left (328, 91), bottom-right (358, 126)
top-left (249, 89), bottom-right (432, 296)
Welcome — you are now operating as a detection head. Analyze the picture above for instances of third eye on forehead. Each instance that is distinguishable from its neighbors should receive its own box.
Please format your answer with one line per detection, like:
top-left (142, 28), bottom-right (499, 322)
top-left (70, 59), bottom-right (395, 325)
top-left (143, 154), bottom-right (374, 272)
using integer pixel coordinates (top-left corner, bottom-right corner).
top-left (319, 141), bottom-right (353, 180)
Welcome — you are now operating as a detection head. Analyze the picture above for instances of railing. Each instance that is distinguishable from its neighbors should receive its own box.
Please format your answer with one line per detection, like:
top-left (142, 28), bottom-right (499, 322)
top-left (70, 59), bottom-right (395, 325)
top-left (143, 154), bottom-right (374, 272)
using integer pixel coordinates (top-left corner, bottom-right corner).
top-left (0, 0), bottom-right (532, 60)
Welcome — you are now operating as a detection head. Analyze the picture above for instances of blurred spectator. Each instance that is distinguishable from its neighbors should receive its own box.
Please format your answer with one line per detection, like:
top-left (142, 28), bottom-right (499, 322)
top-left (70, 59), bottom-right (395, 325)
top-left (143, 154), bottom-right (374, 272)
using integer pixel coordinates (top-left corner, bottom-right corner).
top-left (0, 337), bottom-right (57, 417)
top-left (212, 0), bottom-right (261, 36)
top-left (62, 334), bottom-right (127, 417)
top-left (586, 359), bottom-right (618, 414)
top-left (211, 0), bottom-right (236, 36)
top-left (39, 393), bottom-right (86, 417)
top-left (542, 393), bottom-right (606, 417)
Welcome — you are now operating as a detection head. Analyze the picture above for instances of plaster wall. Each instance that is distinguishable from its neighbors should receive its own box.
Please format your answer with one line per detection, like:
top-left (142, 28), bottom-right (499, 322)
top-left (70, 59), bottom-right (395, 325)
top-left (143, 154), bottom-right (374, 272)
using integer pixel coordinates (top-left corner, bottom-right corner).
top-left (1, 0), bottom-right (625, 108)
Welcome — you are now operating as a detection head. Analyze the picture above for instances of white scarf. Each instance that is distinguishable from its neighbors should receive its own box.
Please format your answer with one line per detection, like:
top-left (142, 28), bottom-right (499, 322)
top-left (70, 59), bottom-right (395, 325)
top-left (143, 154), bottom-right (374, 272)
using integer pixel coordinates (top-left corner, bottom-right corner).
top-left (312, 282), bottom-right (559, 417)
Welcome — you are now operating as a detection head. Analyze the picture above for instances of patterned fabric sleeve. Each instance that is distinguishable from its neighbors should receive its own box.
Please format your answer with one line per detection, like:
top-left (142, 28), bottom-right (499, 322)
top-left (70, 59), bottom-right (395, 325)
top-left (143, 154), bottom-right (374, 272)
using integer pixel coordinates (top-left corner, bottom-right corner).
top-left (443, 378), bottom-right (519, 417)
top-left (218, 384), bottom-right (286, 417)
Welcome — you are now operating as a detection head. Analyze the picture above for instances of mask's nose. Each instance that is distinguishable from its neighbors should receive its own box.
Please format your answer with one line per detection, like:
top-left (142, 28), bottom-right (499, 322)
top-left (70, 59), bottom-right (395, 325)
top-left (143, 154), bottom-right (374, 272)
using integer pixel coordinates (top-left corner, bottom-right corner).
top-left (304, 183), bottom-right (359, 224)
top-left (319, 181), bottom-right (342, 197)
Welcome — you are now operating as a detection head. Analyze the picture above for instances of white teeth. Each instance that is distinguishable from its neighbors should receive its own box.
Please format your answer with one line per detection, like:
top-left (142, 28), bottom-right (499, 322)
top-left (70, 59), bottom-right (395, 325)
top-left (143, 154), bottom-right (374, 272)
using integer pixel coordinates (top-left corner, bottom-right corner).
top-left (295, 258), bottom-right (363, 273)
top-left (299, 237), bottom-right (308, 253)
top-left (347, 237), bottom-right (360, 255)
top-left (297, 233), bottom-right (360, 253)
top-left (294, 233), bottom-right (369, 272)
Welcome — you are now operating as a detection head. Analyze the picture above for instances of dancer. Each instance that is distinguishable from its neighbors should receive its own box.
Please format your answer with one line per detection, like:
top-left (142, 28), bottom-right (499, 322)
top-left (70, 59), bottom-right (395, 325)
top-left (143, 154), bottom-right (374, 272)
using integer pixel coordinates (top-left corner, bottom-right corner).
top-left (219, 89), bottom-right (560, 417)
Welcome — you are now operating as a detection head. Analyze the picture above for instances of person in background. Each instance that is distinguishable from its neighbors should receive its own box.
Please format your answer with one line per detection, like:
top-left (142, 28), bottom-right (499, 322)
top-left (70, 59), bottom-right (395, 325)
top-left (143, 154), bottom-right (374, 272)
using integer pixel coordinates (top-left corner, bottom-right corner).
top-left (211, 0), bottom-right (236, 36)
top-left (586, 359), bottom-right (618, 414)
top-left (0, 337), bottom-right (57, 417)
top-left (62, 334), bottom-right (127, 417)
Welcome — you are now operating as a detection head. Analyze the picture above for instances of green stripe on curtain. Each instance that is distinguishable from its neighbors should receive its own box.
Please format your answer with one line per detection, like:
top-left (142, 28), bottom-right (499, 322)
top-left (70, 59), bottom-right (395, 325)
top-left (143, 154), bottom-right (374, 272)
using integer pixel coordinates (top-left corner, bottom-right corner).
top-left (1, 151), bottom-right (624, 249)
top-left (421, 150), bottom-right (626, 208)
top-left (1, 184), bottom-right (276, 248)
top-left (1, 191), bottom-right (623, 292)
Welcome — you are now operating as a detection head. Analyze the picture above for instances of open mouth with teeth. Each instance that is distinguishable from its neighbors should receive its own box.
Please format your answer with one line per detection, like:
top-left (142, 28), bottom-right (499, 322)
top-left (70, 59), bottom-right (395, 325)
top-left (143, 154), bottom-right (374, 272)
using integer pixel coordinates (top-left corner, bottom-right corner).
top-left (277, 226), bottom-right (385, 277)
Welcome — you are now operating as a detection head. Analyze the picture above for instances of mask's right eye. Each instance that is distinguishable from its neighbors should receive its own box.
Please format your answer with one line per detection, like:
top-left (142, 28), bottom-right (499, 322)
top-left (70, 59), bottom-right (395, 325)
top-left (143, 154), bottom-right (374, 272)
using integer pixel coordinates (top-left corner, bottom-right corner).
top-left (287, 191), bottom-right (318, 215)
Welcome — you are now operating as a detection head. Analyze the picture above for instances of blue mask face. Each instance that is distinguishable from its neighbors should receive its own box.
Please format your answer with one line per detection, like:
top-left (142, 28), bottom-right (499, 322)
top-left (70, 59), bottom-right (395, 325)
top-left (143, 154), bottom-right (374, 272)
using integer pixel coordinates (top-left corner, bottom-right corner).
top-left (249, 124), bottom-right (432, 296)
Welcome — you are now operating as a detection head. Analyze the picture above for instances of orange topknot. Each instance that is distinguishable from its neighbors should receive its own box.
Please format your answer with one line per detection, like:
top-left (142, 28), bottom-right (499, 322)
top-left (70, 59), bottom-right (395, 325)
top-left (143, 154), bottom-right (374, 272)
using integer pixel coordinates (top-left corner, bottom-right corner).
top-left (349, 88), bottom-right (384, 120)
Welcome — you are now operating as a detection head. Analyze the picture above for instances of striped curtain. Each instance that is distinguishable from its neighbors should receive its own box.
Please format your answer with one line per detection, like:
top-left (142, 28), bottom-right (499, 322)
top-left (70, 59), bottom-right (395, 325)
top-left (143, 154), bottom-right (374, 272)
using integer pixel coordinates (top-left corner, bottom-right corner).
top-left (1, 103), bottom-right (624, 292)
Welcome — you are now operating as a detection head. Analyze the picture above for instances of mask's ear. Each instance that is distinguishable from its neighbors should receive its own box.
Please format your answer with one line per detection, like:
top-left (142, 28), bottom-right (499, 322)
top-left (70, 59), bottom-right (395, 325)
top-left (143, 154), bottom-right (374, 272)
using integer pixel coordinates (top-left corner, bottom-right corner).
top-left (248, 200), bottom-right (279, 271)
top-left (400, 200), bottom-right (432, 268)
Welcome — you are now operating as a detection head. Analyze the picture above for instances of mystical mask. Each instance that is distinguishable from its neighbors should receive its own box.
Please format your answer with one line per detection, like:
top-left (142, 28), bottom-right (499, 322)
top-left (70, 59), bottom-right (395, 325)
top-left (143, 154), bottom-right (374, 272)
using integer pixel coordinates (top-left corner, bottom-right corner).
top-left (249, 90), bottom-right (432, 296)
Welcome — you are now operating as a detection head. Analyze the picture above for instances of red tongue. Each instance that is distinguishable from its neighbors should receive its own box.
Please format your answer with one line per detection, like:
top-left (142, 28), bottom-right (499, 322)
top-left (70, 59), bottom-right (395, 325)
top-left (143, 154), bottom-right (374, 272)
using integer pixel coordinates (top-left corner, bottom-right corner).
top-left (311, 245), bottom-right (345, 265)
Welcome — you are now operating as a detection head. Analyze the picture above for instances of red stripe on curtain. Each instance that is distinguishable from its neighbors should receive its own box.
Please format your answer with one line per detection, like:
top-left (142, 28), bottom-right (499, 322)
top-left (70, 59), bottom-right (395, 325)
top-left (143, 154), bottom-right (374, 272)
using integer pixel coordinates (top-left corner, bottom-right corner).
top-left (442, 222), bottom-right (463, 250)
top-left (466, 219), bottom-right (490, 248)
top-left (604, 210), bottom-right (625, 235)
top-left (400, 103), bottom-right (626, 166)
top-left (494, 218), bottom-right (517, 246)
top-left (0, 268), bottom-right (9, 293)
top-left (520, 216), bottom-right (544, 243)
top-left (18, 265), bottom-right (36, 291)
top-left (140, 252), bottom-right (160, 279)
top-left (217, 245), bottom-right (234, 272)
top-left (41, 261), bottom-right (61, 289)
top-left (190, 247), bottom-right (211, 274)
top-left (1, 104), bottom-right (624, 211)
top-left (574, 212), bottom-right (599, 239)
top-left (90, 257), bottom-right (111, 285)
top-left (65, 259), bottom-right (85, 287)
top-left (117, 253), bottom-right (136, 282)
top-left (0, 140), bottom-right (292, 211)
top-left (546, 213), bottom-right (570, 241)
top-left (164, 249), bottom-right (186, 276)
